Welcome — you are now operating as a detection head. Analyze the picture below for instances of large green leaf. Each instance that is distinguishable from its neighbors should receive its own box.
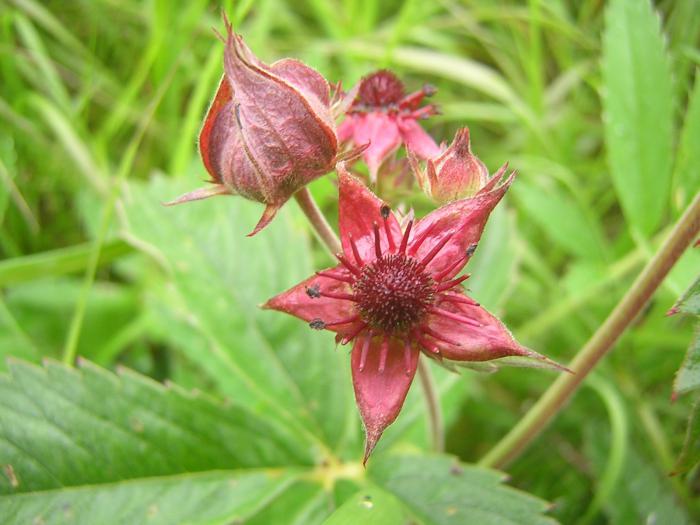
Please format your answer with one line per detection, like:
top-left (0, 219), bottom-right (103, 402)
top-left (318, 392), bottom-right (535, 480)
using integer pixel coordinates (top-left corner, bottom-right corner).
top-left (1, 470), bottom-right (297, 525)
top-left (0, 360), bottom-right (309, 495)
top-left (674, 329), bottom-right (700, 398)
top-left (323, 486), bottom-right (408, 524)
top-left (366, 454), bottom-right (557, 525)
top-left (122, 175), bottom-right (355, 455)
top-left (0, 359), bottom-right (317, 524)
top-left (602, 0), bottom-right (674, 236)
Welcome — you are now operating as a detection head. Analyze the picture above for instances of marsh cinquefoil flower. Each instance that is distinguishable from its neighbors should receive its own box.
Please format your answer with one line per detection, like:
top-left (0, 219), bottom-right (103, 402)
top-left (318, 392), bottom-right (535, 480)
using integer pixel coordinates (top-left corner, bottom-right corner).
top-left (338, 70), bottom-right (441, 182)
top-left (264, 164), bottom-right (563, 461)
top-left (167, 18), bottom-right (360, 235)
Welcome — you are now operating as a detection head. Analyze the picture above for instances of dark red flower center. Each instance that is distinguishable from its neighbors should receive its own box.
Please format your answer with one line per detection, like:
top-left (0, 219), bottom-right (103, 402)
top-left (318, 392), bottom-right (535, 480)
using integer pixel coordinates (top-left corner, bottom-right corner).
top-left (357, 70), bottom-right (405, 108)
top-left (353, 254), bottom-right (435, 333)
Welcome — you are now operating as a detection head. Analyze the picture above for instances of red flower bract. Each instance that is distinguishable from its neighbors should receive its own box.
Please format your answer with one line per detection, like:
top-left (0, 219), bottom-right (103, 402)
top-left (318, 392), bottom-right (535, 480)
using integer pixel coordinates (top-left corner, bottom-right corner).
top-left (338, 70), bottom-right (441, 182)
top-left (264, 164), bottom-right (565, 463)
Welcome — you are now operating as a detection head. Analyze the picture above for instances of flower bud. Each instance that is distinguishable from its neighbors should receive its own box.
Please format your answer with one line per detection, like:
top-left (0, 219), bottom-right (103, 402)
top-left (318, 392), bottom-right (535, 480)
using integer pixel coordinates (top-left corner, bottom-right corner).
top-left (409, 128), bottom-right (489, 203)
top-left (167, 17), bottom-right (340, 235)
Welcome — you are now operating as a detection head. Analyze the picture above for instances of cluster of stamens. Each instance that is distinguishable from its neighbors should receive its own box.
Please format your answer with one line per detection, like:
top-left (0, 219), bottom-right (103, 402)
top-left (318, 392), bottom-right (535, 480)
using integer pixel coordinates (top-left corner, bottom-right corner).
top-left (307, 204), bottom-right (481, 375)
top-left (349, 70), bottom-right (438, 120)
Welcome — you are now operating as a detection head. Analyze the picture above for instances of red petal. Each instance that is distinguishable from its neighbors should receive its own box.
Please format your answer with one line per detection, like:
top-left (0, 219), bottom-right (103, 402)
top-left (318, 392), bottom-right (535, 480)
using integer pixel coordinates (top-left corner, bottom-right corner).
top-left (198, 76), bottom-right (232, 181)
top-left (351, 113), bottom-right (401, 181)
top-left (409, 166), bottom-right (514, 279)
top-left (337, 117), bottom-right (355, 143)
top-left (397, 118), bottom-right (440, 160)
top-left (337, 164), bottom-right (402, 263)
top-left (351, 337), bottom-right (419, 463)
top-left (425, 294), bottom-right (561, 369)
top-left (263, 267), bottom-right (356, 333)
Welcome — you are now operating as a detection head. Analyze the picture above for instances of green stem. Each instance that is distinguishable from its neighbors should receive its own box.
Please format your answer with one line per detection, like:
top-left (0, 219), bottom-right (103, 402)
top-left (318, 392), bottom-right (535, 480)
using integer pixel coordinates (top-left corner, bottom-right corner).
top-left (294, 187), bottom-right (341, 255)
top-left (417, 356), bottom-right (444, 452)
top-left (479, 191), bottom-right (700, 469)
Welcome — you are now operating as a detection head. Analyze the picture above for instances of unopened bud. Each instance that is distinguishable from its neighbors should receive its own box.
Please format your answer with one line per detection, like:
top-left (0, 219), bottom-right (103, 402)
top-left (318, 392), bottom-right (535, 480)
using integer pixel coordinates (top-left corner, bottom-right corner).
top-left (410, 128), bottom-right (489, 203)
top-left (167, 16), bottom-right (340, 235)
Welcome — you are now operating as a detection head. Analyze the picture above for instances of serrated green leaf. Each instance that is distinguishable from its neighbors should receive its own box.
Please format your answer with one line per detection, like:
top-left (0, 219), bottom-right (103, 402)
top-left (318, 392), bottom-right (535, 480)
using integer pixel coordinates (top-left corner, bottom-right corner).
top-left (602, 0), bottom-right (674, 235)
top-left (0, 470), bottom-right (297, 525)
top-left (670, 274), bottom-right (700, 317)
top-left (0, 359), bottom-right (310, 495)
top-left (673, 393), bottom-right (700, 476)
top-left (0, 359), bottom-right (322, 524)
top-left (674, 328), bottom-right (700, 397)
top-left (323, 486), bottom-right (409, 525)
top-left (368, 454), bottom-right (557, 524)
top-left (122, 175), bottom-right (355, 454)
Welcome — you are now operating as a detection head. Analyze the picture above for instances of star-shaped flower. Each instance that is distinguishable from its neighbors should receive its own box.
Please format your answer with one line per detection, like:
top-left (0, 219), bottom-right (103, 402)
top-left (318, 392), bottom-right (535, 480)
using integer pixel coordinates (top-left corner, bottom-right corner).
top-left (264, 164), bottom-right (565, 462)
top-left (338, 70), bottom-right (441, 182)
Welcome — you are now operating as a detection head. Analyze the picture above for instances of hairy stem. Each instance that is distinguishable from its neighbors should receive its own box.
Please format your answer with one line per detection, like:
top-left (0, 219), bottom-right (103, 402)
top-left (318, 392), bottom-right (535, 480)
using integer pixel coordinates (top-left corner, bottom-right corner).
top-left (479, 192), bottom-right (700, 469)
top-left (418, 356), bottom-right (445, 452)
top-left (294, 187), bottom-right (341, 255)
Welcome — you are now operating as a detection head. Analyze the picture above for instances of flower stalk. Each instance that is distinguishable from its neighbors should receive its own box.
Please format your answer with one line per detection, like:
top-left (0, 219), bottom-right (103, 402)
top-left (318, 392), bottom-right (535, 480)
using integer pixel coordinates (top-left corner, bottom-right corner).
top-left (479, 191), bottom-right (700, 469)
top-left (417, 356), bottom-right (445, 452)
top-left (294, 187), bottom-right (341, 255)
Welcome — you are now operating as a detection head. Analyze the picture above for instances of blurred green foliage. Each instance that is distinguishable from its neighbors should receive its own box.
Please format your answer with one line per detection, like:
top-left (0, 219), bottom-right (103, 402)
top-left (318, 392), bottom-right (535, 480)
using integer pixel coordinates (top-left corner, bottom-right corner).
top-left (1, 0), bottom-right (699, 523)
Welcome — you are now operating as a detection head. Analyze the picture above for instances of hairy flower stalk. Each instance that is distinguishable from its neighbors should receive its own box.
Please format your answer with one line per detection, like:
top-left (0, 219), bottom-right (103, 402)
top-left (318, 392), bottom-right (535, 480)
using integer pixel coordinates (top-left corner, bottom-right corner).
top-left (338, 70), bottom-right (441, 182)
top-left (265, 164), bottom-right (565, 462)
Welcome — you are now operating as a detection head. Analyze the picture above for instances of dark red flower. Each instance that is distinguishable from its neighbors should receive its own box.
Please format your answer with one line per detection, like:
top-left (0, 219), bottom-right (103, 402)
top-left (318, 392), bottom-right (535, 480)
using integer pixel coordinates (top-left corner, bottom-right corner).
top-left (264, 163), bottom-right (565, 462)
top-left (338, 70), bottom-right (441, 182)
top-left (166, 17), bottom-right (356, 235)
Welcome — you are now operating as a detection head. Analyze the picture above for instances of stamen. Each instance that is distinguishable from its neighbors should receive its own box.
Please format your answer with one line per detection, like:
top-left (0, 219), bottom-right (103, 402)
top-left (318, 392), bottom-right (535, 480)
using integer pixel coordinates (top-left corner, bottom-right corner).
top-left (319, 291), bottom-right (356, 301)
top-left (309, 319), bottom-right (326, 330)
top-left (380, 206), bottom-right (397, 252)
top-left (403, 340), bottom-right (413, 375)
top-left (435, 273), bottom-right (470, 292)
top-left (358, 335), bottom-right (371, 372)
top-left (336, 253), bottom-right (360, 275)
top-left (408, 105), bottom-right (438, 120)
top-left (408, 222), bottom-right (435, 256)
top-left (433, 254), bottom-right (467, 282)
top-left (419, 233), bottom-right (453, 268)
top-left (348, 234), bottom-right (364, 266)
top-left (325, 314), bottom-right (361, 327)
top-left (398, 89), bottom-right (426, 109)
top-left (305, 285), bottom-right (321, 298)
top-left (421, 326), bottom-right (462, 347)
top-left (399, 220), bottom-right (413, 254)
top-left (341, 322), bottom-right (367, 345)
top-left (429, 307), bottom-right (482, 328)
top-left (373, 222), bottom-right (382, 259)
top-left (439, 293), bottom-right (479, 307)
top-left (316, 270), bottom-right (353, 284)
top-left (378, 337), bottom-right (389, 373)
